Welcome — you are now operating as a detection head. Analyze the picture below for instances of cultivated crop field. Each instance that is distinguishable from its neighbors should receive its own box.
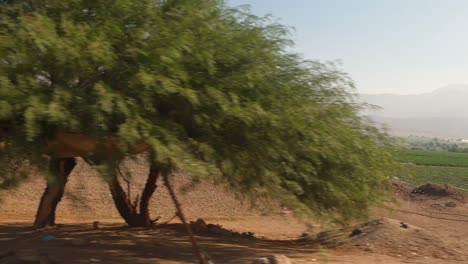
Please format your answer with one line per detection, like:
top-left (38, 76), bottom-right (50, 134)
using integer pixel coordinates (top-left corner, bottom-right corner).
top-left (397, 149), bottom-right (468, 192)
top-left (396, 149), bottom-right (468, 167)
top-left (399, 164), bottom-right (468, 192)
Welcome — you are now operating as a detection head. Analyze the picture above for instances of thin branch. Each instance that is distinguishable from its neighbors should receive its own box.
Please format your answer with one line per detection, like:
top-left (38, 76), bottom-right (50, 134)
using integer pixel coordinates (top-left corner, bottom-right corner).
top-left (162, 171), bottom-right (208, 264)
top-left (161, 213), bottom-right (178, 225)
top-left (150, 216), bottom-right (161, 225)
top-left (117, 165), bottom-right (133, 208)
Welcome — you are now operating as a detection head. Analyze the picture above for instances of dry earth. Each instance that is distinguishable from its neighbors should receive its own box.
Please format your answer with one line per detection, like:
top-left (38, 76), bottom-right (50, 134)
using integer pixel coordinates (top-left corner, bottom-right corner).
top-left (1, 160), bottom-right (468, 263)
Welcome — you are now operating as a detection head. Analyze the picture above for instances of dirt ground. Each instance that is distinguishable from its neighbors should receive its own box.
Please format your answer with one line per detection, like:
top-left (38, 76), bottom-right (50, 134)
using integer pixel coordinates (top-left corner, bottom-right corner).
top-left (1, 160), bottom-right (468, 263)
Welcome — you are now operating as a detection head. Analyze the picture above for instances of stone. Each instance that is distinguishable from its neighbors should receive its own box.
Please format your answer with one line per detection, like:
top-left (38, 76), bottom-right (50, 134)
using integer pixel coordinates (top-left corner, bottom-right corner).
top-left (280, 207), bottom-right (293, 215)
top-left (190, 219), bottom-right (208, 234)
top-left (41, 235), bottom-right (56, 241)
top-left (241, 232), bottom-right (257, 239)
top-left (350, 228), bottom-right (363, 236)
top-left (252, 255), bottom-right (293, 264)
top-left (89, 240), bottom-right (102, 245)
top-left (253, 258), bottom-right (269, 264)
top-left (445, 201), bottom-right (457, 207)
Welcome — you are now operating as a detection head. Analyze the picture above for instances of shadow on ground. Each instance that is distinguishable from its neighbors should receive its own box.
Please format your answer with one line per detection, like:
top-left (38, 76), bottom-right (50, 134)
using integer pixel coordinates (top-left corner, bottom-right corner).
top-left (0, 223), bottom-right (319, 264)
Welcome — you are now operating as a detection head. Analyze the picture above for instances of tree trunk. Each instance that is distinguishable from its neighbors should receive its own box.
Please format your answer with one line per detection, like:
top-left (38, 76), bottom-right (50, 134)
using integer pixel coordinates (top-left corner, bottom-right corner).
top-left (107, 163), bottom-right (160, 227)
top-left (138, 163), bottom-right (159, 225)
top-left (34, 158), bottom-right (76, 228)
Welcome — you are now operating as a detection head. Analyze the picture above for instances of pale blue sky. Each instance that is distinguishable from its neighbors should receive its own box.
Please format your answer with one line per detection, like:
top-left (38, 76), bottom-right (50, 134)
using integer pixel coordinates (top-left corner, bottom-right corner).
top-left (227, 0), bottom-right (468, 94)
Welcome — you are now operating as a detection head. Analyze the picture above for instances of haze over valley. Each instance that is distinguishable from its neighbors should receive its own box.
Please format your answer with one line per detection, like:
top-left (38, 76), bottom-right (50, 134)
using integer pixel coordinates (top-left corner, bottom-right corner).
top-left (360, 84), bottom-right (468, 139)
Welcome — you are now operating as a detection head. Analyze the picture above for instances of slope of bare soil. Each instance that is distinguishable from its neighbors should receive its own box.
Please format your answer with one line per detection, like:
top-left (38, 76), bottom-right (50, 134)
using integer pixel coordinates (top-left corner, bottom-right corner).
top-left (312, 217), bottom-right (464, 261)
top-left (410, 183), bottom-right (466, 202)
top-left (0, 159), bottom-right (287, 225)
top-left (2, 164), bottom-right (468, 263)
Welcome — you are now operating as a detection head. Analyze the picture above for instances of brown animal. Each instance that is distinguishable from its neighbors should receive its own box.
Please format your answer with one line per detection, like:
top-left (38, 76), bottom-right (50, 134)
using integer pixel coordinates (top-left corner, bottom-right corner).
top-left (46, 131), bottom-right (150, 158)
top-left (0, 129), bottom-right (151, 228)
top-left (0, 127), bottom-right (150, 158)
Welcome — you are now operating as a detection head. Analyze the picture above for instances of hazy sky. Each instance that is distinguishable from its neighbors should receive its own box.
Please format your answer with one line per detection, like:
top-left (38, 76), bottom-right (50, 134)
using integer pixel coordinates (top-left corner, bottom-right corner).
top-left (227, 0), bottom-right (468, 94)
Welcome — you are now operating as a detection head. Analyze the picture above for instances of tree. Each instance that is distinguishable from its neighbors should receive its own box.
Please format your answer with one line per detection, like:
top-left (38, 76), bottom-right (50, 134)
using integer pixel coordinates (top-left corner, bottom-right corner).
top-left (92, 158), bottom-right (162, 227)
top-left (34, 157), bottom-right (76, 228)
top-left (0, 0), bottom-right (394, 227)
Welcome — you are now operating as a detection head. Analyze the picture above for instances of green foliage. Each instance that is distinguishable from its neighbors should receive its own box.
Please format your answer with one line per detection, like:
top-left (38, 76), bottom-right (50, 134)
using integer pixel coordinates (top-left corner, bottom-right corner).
top-left (0, 0), bottom-right (395, 221)
top-left (396, 149), bottom-right (468, 194)
top-left (398, 164), bottom-right (468, 193)
top-left (396, 149), bottom-right (468, 167)
top-left (0, 135), bottom-right (47, 189)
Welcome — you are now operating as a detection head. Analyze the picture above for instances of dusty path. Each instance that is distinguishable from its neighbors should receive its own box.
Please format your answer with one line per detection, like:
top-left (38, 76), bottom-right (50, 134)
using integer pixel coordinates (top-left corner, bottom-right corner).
top-left (2, 162), bottom-right (468, 263)
top-left (0, 222), bottom-right (438, 264)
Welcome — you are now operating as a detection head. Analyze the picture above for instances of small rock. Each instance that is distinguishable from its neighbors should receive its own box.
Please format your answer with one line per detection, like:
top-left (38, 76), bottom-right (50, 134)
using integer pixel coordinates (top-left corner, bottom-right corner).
top-left (350, 228), bottom-right (363, 237)
top-left (253, 258), bottom-right (269, 264)
top-left (252, 255), bottom-right (293, 264)
top-left (93, 221), bottom-right (100, 230)
top-left (89, 258), bottom-right (101, 262)
top-left (191, 219), bottom-right (208, 234)
top-left (89, 240), bottom-right (102, 245)
top-left (242, 232), bottom-right (257, 239)
top-left (281, 207), bottom-right (293, 215)
top-left (42, 235), bottom-right (56, 241)
top-left (445, 201), bottom-right (457, 207)
top-left (400, 222), bottom-right (409, 229)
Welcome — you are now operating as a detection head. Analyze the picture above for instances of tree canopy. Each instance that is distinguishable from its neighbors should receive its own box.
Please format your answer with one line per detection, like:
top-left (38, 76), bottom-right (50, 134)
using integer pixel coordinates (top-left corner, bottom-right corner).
top-left (0, 0), bottom-right (394, 221)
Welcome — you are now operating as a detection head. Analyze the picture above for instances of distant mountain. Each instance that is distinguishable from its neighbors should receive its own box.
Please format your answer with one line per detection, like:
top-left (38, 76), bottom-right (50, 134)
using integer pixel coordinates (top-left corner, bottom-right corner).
top-left (359, 85), bottom-right (468, 139)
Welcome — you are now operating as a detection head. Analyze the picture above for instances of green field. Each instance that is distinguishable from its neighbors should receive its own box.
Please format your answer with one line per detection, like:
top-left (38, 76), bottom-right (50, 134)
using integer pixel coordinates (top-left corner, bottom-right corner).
top-left (398, 164), bottom-right (468, 192)
top-left (395, 149), bottom-right (468, 192)
top-left (396, 149), bottom-right (468, 167)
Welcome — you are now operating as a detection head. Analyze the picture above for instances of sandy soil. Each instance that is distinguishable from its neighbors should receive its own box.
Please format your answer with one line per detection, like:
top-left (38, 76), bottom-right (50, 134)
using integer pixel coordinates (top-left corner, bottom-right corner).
top-left (1, 161), bottom-right (468, 263)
